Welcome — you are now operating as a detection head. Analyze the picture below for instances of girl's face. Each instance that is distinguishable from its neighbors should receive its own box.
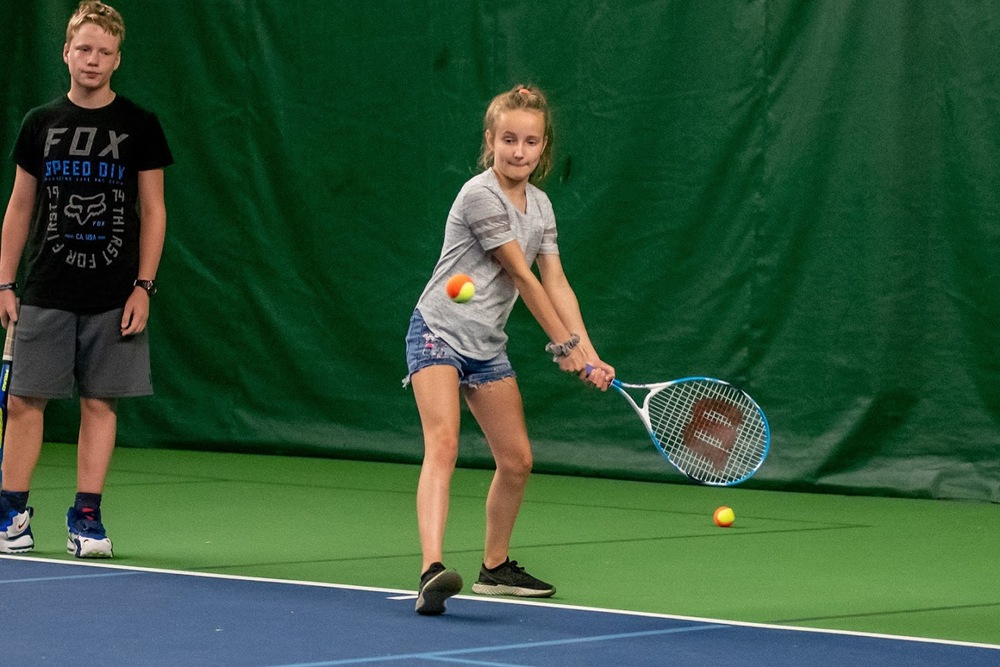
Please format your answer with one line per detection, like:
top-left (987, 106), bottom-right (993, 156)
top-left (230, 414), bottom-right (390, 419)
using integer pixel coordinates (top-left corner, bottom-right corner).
top-left (63, 22), bottom-right (121, 95)
top-left (486, 109), bottom-right (547, 188)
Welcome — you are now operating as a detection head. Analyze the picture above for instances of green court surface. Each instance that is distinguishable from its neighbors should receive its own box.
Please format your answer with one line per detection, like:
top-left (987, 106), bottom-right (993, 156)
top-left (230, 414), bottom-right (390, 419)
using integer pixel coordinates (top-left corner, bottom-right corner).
top-left (20, 442), bottom-right (999, 647)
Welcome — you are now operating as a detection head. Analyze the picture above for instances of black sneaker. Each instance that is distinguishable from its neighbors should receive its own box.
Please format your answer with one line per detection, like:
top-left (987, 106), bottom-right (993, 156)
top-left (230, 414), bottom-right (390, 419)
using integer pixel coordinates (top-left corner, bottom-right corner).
top-left (415, 562), bottom-right (463, 615)
top-left (471, 559), bottom-right (555, 598)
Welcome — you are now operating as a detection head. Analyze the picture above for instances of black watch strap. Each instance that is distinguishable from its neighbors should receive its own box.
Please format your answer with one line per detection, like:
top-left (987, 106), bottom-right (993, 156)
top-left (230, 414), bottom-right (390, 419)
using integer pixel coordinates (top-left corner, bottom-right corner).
top-left (134, 279), bottom-right (157, 296)
top-left (0, 282), bottom-right (17, 291)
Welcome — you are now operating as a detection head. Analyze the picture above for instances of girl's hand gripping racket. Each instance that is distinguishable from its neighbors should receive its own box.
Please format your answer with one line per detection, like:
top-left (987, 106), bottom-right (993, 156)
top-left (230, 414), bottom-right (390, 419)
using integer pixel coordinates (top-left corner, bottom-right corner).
top-left (595, 367), bottom-right (770, 486)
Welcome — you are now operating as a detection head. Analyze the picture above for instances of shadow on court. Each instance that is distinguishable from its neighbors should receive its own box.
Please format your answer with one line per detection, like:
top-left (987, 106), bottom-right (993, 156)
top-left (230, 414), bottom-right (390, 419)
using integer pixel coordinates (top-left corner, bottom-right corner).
top-left (2, 556), bottom-right (996, 666)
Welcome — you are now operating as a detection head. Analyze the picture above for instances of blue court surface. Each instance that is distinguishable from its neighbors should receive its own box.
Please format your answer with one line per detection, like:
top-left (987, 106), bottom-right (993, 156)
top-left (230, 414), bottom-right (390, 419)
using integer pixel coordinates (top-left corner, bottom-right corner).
top-left (2, 555), bottom-right (997, 666)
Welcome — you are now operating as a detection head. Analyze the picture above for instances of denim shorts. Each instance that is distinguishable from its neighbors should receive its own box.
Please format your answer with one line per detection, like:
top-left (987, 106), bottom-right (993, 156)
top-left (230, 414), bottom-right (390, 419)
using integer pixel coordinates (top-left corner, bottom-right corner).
top-left (403, 309), bottom-right (515, 388)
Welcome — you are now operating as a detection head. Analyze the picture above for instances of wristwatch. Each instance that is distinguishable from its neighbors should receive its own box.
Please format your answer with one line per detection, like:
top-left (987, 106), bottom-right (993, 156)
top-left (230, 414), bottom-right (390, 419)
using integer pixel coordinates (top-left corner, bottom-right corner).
top-left (0, 282), bottom-right (17, 291)
top-left (133, 279), bottom-right (157, 296)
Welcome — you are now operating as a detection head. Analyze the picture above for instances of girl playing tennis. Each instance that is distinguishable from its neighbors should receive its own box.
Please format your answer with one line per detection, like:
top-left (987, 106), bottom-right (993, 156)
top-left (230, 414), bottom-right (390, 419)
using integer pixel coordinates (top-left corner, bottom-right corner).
top-left (404, 84), bottom-right (614, 615)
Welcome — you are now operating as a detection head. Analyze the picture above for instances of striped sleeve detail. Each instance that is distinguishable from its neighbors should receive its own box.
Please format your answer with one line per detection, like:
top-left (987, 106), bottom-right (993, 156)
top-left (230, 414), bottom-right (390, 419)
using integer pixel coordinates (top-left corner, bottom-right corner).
top-left (470, 213), bottom-right (512, 243)
top-left (539, 222), bottom-right (558, 254)
top-left (465, 189), bottom-right (514, 250)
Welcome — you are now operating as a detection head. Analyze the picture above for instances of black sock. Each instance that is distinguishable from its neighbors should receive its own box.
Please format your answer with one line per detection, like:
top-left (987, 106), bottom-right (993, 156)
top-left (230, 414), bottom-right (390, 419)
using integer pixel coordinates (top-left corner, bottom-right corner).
top-left (1, 490), bottom-right (29, 513)
top-left (74, 492), bottom-right (103, 519)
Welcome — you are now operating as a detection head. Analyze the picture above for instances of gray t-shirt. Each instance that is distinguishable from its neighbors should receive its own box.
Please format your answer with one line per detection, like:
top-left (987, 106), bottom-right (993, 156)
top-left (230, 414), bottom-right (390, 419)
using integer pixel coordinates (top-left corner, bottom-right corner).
top-left (416, 169), bottom-right (559, 360)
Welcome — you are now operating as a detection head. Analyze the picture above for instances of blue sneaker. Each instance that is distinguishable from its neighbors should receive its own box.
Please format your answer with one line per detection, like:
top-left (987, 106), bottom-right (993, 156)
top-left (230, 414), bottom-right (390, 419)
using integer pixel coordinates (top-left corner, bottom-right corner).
top-left (67, 506), bottom-right (113, 558)
top-left (0, 506), bottom-right (34, 553)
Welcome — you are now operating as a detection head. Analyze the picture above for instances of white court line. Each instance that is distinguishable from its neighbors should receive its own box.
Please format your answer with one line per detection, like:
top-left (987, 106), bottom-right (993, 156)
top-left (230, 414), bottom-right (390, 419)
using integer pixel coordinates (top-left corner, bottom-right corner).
top-left (2, 554), bottom-right (998, 652)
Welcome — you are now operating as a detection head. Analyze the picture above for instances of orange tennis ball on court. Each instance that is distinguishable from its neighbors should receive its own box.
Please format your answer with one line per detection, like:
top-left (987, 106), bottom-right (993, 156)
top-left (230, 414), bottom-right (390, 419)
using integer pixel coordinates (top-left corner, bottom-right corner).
top-left (713, 506), bottom-right (735, 527)
top-left (446, 274), bottom-right (475, 303)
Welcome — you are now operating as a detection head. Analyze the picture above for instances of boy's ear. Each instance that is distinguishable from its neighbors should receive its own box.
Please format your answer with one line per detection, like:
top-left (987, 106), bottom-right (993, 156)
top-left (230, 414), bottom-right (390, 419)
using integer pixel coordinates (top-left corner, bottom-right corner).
top-left (63, 43), bottom-right (70, 63)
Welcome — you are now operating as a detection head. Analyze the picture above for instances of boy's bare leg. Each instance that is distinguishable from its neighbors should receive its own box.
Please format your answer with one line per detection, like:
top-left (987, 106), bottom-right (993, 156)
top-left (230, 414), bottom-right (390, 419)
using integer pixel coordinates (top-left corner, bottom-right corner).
top-left (0, 395), bottom-right (47, 491)
top-left (76, 397), bottom-right (118, 493)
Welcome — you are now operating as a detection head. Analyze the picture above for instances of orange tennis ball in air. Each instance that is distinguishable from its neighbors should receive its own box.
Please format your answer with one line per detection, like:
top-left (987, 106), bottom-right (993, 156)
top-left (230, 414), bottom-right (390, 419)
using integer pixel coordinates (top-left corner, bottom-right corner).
top-left (445, 274), bottom-right (475, 303)
top-left (713, 506), bottom-right (735, 528)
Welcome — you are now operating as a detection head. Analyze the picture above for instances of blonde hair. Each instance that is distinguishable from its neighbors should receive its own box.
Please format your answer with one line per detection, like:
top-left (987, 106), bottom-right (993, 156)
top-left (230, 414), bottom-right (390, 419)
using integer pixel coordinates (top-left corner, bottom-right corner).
top-left (478, 84), bottom-right (555, 184)
top-left (66, 1), bottom-right (125, 47)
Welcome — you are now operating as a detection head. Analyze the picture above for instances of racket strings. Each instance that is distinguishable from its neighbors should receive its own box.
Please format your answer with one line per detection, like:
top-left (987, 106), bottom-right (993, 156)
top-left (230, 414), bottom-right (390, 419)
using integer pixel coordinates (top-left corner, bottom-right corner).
top-left (647, 381), bottom-right (767, 485)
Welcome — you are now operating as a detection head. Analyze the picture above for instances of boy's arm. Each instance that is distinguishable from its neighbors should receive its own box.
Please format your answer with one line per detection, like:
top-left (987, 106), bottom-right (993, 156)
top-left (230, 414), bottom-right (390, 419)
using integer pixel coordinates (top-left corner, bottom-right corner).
top-left (120, 168), bottom-right (166, 335)
top-left (0, 166), bottom-right (38, 327)
top-left (136, 168), bottom-right (167, 281)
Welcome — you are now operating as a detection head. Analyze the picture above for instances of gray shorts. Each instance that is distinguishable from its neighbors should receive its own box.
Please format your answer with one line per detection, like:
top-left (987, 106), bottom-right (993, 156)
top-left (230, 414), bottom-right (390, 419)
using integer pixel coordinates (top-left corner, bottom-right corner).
top-left (10, 305), bottom-right (152, 399)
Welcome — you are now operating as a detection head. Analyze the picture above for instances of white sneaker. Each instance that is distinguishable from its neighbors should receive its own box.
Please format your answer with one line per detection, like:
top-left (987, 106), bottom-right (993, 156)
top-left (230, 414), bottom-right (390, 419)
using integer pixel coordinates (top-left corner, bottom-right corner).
top-left (67, 506), bottom-right (113, 558)
top-left (0, 507), bottom-right (35, 553)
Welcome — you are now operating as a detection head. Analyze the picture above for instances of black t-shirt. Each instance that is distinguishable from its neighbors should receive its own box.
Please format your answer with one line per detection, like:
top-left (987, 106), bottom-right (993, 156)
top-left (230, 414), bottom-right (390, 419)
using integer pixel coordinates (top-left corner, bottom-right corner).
top-left (13, 95), bottom-right (173, 313)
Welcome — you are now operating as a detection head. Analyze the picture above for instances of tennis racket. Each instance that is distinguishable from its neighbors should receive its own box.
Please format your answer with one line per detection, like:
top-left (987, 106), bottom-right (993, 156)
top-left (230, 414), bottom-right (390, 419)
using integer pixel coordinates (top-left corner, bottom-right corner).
top-left (0, 321), bottom-right (15, 483)
top-left (598, 369), bottom-right (769, 486)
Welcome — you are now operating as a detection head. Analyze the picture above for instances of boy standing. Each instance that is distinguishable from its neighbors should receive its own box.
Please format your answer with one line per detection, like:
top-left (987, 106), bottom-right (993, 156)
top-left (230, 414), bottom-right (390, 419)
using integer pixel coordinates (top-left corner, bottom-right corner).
top-left (0, 1), bottom-right (172, 557)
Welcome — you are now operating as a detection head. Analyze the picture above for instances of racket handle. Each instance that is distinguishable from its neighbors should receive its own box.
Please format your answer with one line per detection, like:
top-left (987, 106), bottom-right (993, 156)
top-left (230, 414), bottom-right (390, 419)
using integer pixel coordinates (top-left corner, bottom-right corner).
top-left (586, 363), bottom-right (613, 377)
top-left (586, 363), bottom-right (624, 391)
top-left (2, 321), bottom-right (14, 362)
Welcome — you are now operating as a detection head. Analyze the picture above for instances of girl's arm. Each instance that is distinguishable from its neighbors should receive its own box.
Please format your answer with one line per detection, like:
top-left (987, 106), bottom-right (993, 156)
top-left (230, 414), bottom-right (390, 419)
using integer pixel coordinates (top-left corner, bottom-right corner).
top-left (492, 241), bottom-right (612, 388)
top-left (536, 252), bottom-right (614, 385)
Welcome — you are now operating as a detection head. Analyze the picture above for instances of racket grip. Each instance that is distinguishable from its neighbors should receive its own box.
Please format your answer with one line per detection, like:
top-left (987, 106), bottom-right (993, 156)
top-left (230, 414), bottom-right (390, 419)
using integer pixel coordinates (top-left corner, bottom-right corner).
top-left (586, 363), bottom-right (622, 389)
top-left (2, 321), bottom-right (15, 362)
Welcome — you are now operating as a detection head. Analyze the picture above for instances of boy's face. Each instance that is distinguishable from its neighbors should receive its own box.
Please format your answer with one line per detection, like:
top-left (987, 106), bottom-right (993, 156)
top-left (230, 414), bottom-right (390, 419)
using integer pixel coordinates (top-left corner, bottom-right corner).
top-left (63, 22), bottom-right (121, 94)
top-left (486, 109), bottom-right (547, 188)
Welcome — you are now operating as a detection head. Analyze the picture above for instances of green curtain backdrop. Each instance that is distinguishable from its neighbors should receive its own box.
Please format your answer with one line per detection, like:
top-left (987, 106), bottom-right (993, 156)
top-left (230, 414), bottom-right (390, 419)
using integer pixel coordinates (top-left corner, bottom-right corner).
top-left (2, 1), bottom-right (997, 502)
